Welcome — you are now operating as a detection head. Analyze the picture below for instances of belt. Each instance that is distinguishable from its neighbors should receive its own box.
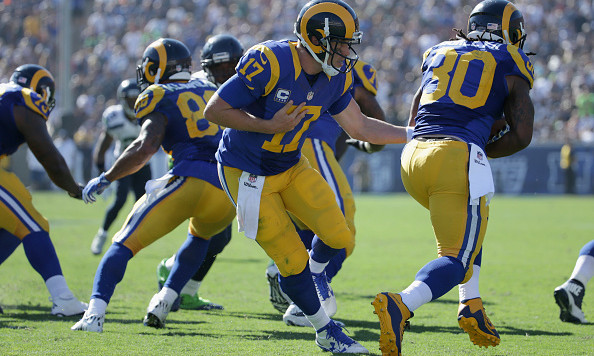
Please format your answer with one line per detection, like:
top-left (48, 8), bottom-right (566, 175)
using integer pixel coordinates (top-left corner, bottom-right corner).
top-left (415, 135), bottom-right (463, 142)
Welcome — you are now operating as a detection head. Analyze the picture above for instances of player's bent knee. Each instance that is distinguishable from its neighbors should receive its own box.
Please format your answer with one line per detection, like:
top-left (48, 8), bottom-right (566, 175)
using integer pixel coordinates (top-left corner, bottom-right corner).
top-left (274, 247), bottom-right (309, 277)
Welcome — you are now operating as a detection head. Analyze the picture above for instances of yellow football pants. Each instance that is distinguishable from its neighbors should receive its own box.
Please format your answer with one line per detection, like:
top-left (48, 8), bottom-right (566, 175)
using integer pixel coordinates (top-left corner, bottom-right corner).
top-left (114, 176), bottom-right (236, 255)
top-left (219, 156), bottom-right (354, 277)
top-left (0, 168), bottom-right (49, 238)
top-left (401, 139), bottom-right (488, 283)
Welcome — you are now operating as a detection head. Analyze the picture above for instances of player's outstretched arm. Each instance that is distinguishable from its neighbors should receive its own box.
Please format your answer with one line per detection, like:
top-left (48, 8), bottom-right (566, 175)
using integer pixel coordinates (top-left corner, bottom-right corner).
top-left (485, 76), bottom-right (534, 158)
top-left (14, 106), bottom-right (82, 199)
top-left (334, 98), bottom-right (408, 145)
top-left (345, 86), bottom-right (387, 153)
top-left (205, 93), bottom-right (306, 134)
top-left (104, 112), bottom-right (165, 182)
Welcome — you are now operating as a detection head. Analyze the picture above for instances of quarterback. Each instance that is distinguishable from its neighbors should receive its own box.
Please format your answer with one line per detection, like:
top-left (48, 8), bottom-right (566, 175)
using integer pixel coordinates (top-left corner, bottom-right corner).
top-left (205, 0), bottom-right (408, 353)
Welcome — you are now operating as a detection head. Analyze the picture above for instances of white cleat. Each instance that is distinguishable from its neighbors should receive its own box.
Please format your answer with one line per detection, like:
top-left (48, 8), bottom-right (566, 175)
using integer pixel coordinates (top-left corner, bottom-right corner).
top-left (316, 320), bottom-right (368, 354)
top-left (312, 271), bottom-right (337, 317)
top-left (283, 303), bottom-right (346, 328)
top-left (90, 230), bottom-right (108, 255)
top-left (71, 313), bottom-right (105, 332)
top-left (143, 293), bottom-right (171, 329)
top-left (50, 295), bottom-right (88, 317)
top-left (283, 303), bottom-right (311, 327)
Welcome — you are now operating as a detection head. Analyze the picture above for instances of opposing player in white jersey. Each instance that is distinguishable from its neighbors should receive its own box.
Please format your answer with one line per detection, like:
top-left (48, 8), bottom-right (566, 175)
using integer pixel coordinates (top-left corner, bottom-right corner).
top-left (90, 79), bottom-right (151, 255)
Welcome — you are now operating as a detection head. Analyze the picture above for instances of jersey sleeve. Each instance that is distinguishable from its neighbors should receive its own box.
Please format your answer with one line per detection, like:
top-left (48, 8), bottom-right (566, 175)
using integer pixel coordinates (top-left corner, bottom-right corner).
top-left (134, 84), bottom-right (166, 123)
top-left (21, 88), bottom-right (50, 120)
top-left (353, 60), bottom-right (378, 95)
top-left (234, 42), bottom-right (281, 98)
top-left (328, 91), bottom-right (353, 116)
top-left (505, 45), bottom-right (535, 89)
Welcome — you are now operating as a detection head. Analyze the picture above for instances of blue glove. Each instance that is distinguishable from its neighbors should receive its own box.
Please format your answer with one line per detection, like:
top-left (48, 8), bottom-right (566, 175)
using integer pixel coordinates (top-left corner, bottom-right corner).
top-left (82, 172), bottom-right (111, 204)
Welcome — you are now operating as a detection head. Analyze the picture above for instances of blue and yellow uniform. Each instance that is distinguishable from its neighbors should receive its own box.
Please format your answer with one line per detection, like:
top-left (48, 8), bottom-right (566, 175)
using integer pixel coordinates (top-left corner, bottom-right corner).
top-left (112, 79), bottom-right (235, 255)
top-left (295, 60), bottom-right (378, 254)
top-left (403, 39), bottom-right (534, 281)
top-left (0, 83), bottom-right (52, 237)
top-left (216, 40), bottom-right (354, 276)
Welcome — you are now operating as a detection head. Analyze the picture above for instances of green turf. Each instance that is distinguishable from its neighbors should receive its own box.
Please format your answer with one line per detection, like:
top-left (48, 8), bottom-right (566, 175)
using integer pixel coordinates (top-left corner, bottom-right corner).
top-left (0, 192), bottom-right (592, 355)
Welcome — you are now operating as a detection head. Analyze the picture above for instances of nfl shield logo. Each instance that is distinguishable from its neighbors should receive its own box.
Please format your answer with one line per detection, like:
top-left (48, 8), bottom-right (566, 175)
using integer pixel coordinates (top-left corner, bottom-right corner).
top-left (248, 174), bottom-right (257, 183)
top-left (477, 151), bottom-right (483, 160)
top-left (307, 91), bottom-right (314, 101)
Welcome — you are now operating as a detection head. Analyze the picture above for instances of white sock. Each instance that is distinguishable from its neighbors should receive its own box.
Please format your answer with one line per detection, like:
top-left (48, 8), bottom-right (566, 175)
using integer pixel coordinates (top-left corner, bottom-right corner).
top-left (399, 280), bottom-right (432, 312)
top-left (165, 255), bottom-right (176, 270)
top-left (159, 287), bottom-right (179, 305)
top-left (87, 297), bottom-right (107, 315)
top-left (181, 280), bottom-right (201, 296)
top-left (570, 255), bottom-right (594, 286)
top-left (309, 253), bottom-right (328, 274)
top-left (305, 305), bottom-right (331, 331)
top-left (45, 275), bottom-right (72, 300)
top-left (459, 265), bottom-right (481, 302)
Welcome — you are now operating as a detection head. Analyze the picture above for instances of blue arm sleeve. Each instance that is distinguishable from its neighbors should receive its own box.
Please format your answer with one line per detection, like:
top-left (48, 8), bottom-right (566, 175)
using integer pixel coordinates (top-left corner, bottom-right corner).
top-left (217, 74), bottom-right (259, 109)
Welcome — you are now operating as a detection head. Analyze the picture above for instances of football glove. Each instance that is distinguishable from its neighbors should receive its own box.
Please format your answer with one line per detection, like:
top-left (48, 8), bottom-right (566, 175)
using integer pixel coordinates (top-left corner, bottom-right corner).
top-left (82, 172), bottom-right (111, 204)
top-left (345, 139), bottom-right (385, 153)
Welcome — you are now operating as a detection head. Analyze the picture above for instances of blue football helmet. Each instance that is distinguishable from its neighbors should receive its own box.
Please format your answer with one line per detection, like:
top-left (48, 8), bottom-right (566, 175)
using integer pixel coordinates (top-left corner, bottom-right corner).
top-left (10, 64), bottom-right (56, 111)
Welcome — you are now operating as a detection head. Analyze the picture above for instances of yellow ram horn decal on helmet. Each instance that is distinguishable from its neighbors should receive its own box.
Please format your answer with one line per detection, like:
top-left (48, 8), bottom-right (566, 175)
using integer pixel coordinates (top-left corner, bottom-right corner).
top-left (144, 39), bottom-right (168, 84)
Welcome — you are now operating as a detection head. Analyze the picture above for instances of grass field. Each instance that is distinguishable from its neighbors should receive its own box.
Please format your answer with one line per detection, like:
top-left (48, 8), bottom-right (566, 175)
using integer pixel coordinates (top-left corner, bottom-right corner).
top-left (0, 192), bottom-right (593, 355)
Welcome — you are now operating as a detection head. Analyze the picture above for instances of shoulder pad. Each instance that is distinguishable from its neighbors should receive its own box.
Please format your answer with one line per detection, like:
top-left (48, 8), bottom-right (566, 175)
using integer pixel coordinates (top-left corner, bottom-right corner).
top-left (236, 41), bottom-right (282, 97)
top-left (135, 85), bottom-right (166, 119)
top-left (21, 87), bottom-right (50, 120)
top-left (353, 60), bottom-right (378, 95)
top-left (506, 45), bottom-right (534, 88)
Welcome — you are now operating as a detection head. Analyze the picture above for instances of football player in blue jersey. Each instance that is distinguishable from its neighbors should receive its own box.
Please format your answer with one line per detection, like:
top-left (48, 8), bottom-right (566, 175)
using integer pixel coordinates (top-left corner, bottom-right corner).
top-left (0, 64), bottom-right (88, 316)
top-left (71, 38), bottom-right (236, 333)
top-left (204, 0), bottom-right (409, 353)
top-left (155, 34), bottom-right (244, 311)
top-left (371, 0), bottom-right (535, 354)
top-left (554, 240), bottom-right (593, 324)
top-left (267, 58), bottom-right (388, 327)
top-left (89, 78), bottom-right (152, 255)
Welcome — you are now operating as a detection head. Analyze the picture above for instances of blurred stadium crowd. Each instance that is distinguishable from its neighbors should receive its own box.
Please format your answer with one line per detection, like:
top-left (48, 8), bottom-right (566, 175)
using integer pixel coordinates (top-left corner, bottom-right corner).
top-left (0, 0), bottom-right (592, 148)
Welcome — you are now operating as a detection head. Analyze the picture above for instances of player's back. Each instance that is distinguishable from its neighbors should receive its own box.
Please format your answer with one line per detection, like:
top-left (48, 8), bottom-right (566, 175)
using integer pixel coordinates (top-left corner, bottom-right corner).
top-left (0, 83), bottom-right (50, 156)
top-left (134, 79), bottom-right (222, 164)
top-left (413, 39), bottom-right (534, 147)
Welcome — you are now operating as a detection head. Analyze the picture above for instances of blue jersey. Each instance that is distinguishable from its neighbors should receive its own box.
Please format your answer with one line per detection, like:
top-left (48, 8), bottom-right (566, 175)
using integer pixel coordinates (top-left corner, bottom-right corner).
top-left (135, 79), bottom-right (223, 185)
top-left (308, 60), bottom-right (378, 151)
top-left (216, 40), bottom-right (353, 176)
top-left (412, 40), bottom-right (534, 148)
top-left (0, 83), bottom-right (51, 157)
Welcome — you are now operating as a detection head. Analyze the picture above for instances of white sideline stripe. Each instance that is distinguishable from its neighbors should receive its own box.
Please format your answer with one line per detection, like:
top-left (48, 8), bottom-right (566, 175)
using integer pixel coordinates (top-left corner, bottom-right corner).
top-left (0, 188), bottom-right (41, 232)
top-left (117, 177), bottom-right (185, 239)
top-left (217, 162), bottom-right (237, 208)
top-left (312, 139), bottom-right (341, 208)
top-left (461, 203), bottom-right (479, 267)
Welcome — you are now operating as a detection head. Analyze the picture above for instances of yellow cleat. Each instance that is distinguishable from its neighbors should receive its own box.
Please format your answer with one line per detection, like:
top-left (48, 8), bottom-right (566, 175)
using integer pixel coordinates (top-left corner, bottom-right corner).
top-left (457, 297), bottom-right (500, 348)
top-left (372, 292), bottom-right (413, 356)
